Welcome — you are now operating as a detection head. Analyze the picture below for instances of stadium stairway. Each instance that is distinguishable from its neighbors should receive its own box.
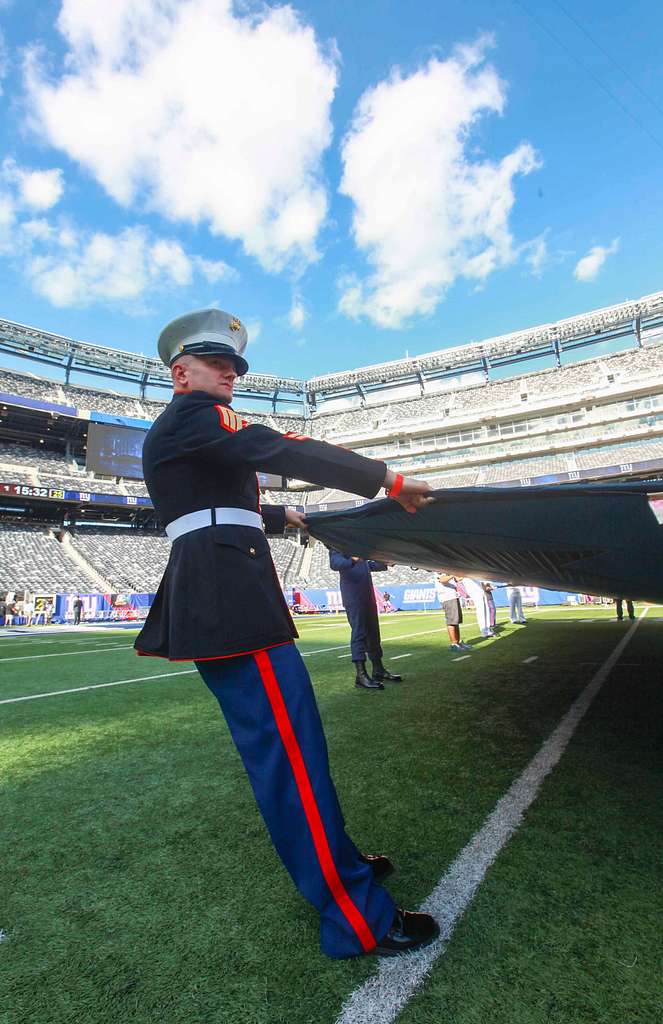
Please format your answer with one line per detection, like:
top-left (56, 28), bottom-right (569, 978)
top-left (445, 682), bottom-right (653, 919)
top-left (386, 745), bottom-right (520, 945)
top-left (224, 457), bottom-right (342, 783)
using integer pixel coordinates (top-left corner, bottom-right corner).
top-left (58, 531), bottom-right (115, 593)
top-left (297, 543), bottom-right (314, 582)
top-left (283, 542), bottom-right (307, 585)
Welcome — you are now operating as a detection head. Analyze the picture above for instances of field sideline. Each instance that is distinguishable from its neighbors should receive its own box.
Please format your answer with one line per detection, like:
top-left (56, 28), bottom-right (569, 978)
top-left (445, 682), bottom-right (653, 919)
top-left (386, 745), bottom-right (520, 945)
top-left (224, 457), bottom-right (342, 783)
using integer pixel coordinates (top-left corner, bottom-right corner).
top-left (2, 607), bottom-right (662, 1024)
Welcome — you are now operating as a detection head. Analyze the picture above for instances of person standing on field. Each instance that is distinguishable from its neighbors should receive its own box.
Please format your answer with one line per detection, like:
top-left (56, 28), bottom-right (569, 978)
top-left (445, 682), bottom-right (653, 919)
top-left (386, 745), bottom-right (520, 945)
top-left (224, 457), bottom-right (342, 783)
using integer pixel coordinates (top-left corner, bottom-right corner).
top-left (460, 576), bottom-right (496, 639)
top-left (134, 307), bottom-right (440, 960)
top-left (483, 582), bottom-right (497, 630)
top-left (507, 585), bottom-right (527, 624)
top-left (328, 552), bottom-right (402, 690)
top-left (435, 573), bottom-right (471, 652)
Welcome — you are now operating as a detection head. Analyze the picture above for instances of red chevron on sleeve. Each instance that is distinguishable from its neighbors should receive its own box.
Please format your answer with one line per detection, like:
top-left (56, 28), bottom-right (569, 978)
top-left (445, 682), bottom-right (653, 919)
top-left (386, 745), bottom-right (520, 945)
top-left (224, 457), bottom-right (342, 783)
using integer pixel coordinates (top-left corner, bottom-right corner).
top-left (215, 405), bottom-right (248, 433)
top-left (284, 431), bottom-right (310, 441)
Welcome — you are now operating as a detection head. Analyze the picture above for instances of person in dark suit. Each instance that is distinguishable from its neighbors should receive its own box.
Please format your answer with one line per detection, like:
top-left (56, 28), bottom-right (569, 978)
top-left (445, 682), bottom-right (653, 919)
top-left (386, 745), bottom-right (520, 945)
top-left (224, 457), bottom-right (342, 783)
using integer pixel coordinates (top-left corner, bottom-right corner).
top-left (329, 552), bottom-right (402, 690)
top-left (615, 596), bottom-right (635, 620)
top-left (134, 307), bottom-right (438, 960)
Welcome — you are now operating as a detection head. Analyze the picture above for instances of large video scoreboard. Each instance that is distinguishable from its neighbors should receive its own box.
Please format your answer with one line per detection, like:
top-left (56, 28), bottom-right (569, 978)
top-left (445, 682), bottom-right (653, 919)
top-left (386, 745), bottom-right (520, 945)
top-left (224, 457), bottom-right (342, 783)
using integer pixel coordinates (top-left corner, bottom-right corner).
top-left (85, 422), bottom-right (146, 480)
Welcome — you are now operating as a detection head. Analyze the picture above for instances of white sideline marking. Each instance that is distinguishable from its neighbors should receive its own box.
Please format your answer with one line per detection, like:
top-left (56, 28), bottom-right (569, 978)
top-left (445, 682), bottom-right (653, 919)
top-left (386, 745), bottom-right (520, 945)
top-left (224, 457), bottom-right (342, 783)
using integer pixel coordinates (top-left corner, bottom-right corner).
top-left (0, 643), bottom-right (133, 663)
top-left (451, 655), bottom-right (471, 662)
top-left (0, 669), bottom-right (197, 705)
top-left (335, 611), bottom-right (646, 1024)
top-left (391, 654), bottom-right (411, 661)
top-left (295, 611), bottom-right (433, 634)
top-left (0, 634), bottom-right (133, 648)
top-left (338, 654), bottom-right (353, 659)
top-left (302, 627), bottom-right (443, 657)
top-left (523, 656), bottom-right (539, 664)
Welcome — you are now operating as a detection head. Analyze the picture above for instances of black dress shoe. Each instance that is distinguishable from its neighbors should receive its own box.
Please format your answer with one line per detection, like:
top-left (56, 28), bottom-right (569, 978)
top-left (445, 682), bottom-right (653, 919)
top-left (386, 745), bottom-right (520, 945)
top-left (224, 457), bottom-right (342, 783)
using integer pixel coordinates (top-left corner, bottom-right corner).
top-left (354, 662), bottom-right (384, 690)
top-left (372, 668), bottom-right (402, 683)
top-left (373, 908), bottom-right (440, 956)
top-left (359, 852), bottom-right (394, 884)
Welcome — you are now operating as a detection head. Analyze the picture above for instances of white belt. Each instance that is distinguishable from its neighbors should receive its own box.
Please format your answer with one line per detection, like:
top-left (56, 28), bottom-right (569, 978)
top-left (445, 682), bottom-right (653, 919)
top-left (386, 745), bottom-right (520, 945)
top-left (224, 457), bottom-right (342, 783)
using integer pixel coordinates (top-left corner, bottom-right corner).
top-left (165, 507), bottom-right (264, 541)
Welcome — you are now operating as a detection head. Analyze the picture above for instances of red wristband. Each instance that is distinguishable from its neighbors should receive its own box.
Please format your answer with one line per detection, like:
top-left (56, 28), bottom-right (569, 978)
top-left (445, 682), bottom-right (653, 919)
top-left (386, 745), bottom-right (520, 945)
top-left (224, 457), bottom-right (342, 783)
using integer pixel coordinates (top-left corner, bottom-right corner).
top-left (387, 473), bottom-right (404, 498)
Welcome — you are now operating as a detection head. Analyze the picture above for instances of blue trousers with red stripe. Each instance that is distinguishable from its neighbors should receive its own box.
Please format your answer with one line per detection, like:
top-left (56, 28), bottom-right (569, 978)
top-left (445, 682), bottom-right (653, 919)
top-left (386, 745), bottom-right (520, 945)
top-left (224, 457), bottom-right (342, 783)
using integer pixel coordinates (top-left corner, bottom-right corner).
top-left (195, 642), bottom-right (395, 958)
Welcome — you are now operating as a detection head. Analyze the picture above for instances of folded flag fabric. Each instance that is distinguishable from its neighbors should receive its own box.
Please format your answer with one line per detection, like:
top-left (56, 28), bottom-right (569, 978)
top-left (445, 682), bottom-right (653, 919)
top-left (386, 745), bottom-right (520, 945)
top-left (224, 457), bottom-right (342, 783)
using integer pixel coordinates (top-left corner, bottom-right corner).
top-left (306, 482), bottom-right (663, 603)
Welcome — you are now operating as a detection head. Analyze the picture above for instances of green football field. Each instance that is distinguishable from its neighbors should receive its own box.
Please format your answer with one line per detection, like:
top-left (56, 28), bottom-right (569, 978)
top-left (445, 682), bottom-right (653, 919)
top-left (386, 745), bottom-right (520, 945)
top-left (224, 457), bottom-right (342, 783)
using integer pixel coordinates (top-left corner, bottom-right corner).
top-left (2, 606), bottom-right (662, 1024)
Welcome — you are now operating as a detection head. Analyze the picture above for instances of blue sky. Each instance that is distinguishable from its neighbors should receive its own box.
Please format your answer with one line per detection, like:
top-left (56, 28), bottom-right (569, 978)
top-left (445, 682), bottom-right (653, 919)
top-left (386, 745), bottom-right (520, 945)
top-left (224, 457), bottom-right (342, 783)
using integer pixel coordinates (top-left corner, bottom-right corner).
top-left (0, 0), bottom-right (661, 379)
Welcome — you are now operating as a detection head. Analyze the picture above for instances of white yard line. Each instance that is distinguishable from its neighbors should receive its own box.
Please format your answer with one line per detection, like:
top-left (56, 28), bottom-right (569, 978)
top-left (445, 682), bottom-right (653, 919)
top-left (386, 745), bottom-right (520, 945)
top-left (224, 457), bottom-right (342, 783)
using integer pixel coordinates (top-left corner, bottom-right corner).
top-left (301, 627), bottom-right (444, 658)
top-left (390, 654), bottom-right (412, 661)
top-left (337, 653), bottom-right (354, 659)
top-left (523, 656), bottom-right (539, 664)
top-left (0, 643), bottom-right (134, 663)
top-left (335, 610), bottom-right (646, 1024)
top-left (0, 669), bottom-right (197, 705)
top-left (0, 626), bottom-right (138, 641)
top-left (0, 635), bottom-right (134, 648)
top-left (451, 655), bottom-right (471, 662)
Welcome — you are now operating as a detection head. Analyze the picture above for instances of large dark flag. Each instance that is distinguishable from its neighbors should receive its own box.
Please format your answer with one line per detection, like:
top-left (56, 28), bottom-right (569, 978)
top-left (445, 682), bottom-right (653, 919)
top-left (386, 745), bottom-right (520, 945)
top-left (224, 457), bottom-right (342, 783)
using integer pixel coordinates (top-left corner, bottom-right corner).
top-left (306, 482), bottom-right (663, 603)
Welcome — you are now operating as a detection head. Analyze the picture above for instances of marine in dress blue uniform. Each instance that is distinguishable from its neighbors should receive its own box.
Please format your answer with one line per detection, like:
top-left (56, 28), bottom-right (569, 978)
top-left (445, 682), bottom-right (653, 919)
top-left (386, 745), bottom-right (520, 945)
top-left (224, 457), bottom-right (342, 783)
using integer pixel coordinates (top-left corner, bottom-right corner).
top-left (134, 308), bottom-right (438, 959)
top-left (329, 552), bottom-right (403, 689)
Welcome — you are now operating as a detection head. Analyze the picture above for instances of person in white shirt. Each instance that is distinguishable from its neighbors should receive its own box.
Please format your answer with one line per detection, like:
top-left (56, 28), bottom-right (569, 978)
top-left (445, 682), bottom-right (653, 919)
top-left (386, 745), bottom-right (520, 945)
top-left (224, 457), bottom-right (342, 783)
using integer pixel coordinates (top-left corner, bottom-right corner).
top-left (507, 585), bottom-right (527, 624)
top-left (460, 577), bottom-right (496, 638)
top-left (435, 574), bottom-right (471, 652)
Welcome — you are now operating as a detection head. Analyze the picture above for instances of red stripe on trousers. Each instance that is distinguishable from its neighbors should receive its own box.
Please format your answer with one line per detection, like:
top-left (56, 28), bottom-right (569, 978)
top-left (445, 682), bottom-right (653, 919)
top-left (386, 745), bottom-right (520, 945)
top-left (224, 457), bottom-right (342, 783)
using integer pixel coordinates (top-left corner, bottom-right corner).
top-left (253, 649), bottom-right (376, 953)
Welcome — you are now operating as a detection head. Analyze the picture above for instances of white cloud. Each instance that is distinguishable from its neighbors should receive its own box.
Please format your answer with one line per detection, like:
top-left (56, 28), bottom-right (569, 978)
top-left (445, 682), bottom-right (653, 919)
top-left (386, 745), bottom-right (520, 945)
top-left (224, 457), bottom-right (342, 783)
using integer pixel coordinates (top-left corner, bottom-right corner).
top-left (2, 159), bottom-right (65, 210)
top-left (27, 226), bottom-right (197, 306)
top-left (149, 238), bottom-right (193, 287)
top-left (20, 218), bottom-right (55, 241)
top-left (25, 0), bottom-right (338, 272)
top-left (0, 156), bottom-right (238, 307)
top-left (288, 295), bottom-right (307, 330)
top-left (338, 37), bottom-right (540, 328)
top-left (573, 238), bottom-right (620, 282)
top-left (0, 194), bottom-right (16, 248)
top-left (521, 229), bottom-right (573, 278)
top-left (523, 232), bottom-right (548, 277)
top-left (194, 256), bottom-right (237, 284)
top-left (245, 320), bottom-right (261, 345)
top-left (17, 168), bottom-right (64, 210)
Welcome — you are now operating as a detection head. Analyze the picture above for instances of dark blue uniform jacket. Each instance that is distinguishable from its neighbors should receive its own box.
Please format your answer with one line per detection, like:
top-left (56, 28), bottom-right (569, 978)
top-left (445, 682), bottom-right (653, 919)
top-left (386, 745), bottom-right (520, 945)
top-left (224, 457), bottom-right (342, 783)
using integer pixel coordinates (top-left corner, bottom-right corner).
top-left (328, 553), bottom-right (388, 610)
top-left (134, 390), bottom-right (386, 661)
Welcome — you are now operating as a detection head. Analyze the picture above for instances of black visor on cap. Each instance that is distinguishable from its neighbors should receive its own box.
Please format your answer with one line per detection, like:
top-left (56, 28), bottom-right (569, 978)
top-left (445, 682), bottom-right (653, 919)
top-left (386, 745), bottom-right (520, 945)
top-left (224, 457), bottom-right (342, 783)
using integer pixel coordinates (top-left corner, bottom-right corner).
top-left (170, 341), bottom-right (249, 376)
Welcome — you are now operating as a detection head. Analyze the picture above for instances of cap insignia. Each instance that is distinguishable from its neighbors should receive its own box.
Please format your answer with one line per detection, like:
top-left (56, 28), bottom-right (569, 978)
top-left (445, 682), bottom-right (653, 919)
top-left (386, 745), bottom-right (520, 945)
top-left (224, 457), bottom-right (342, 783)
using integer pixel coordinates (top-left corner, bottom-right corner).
top-left (229, 316), bottom-right (242, 332)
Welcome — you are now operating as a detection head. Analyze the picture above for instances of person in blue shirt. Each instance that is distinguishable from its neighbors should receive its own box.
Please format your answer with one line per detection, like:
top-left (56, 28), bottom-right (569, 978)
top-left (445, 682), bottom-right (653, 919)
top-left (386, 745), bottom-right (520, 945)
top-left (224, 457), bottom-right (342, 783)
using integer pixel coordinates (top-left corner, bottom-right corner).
top-left (329, 551), bottom-right (402, 690)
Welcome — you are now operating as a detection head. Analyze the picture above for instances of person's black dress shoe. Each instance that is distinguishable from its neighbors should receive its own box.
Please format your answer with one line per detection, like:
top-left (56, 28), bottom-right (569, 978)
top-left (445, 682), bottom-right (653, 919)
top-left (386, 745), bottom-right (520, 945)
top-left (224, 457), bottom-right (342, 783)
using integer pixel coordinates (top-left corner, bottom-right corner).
top-left (355, 662), bottom-right (384, 690)
top-left (372, 668), bottom-right (402, 683)
top-left (359, 853), bottom-right (394, 883)
top-left (373, 908), bottom-right (440, 956)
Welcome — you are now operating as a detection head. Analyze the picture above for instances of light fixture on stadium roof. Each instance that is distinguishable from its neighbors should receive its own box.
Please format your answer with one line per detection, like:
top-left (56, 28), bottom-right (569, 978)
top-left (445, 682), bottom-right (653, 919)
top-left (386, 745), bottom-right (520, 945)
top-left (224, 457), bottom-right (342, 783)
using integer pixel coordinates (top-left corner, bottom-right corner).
top-left (306, 289), bottom-right (663, 391)
top-left (1, 288), bottom-right (663, 398)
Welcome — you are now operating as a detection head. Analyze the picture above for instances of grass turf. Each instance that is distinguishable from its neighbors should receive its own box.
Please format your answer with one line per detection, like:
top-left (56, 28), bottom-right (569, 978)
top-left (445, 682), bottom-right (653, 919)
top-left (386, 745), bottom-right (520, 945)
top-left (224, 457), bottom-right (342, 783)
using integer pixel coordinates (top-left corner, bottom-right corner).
top-left (1, 607), bottom-right (661, 1024)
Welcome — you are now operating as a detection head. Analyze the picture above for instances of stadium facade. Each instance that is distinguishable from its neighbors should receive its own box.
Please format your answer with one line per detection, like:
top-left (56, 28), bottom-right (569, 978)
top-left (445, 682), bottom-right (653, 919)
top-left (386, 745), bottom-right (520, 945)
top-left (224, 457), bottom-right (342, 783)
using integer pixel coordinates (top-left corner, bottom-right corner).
top-left (1, 289), bottom-right (663, 605)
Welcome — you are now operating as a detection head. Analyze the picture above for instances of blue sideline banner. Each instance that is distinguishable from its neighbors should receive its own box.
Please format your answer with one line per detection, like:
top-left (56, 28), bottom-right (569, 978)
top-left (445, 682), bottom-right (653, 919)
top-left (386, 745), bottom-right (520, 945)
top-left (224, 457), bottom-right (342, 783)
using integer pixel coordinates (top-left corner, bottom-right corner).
top-left (51, 586), bottom-right (590, 622)
top-left (54, 592), bottom-right (155, 622)
top-left (291, 584), bottom-right (585, 612)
